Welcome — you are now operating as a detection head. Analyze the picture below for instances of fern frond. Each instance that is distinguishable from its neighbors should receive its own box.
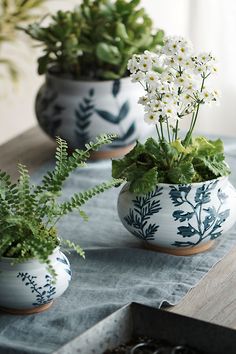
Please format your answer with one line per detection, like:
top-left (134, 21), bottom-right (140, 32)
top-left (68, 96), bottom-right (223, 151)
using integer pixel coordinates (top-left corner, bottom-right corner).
top-left (54, 136), bottom-right (68, 174)
top-left (61, 239), bottom-right (85, 258)
top-left (58, 178), bottom-right (122, 216)
top-left (35, 134), bottom-right (117, 195)
top-left (0, 134), bottom-right (120, 278)
top-left (0, 170), bottom-right (18, 213)
top-left (16, 164), bottom-right (36, 216)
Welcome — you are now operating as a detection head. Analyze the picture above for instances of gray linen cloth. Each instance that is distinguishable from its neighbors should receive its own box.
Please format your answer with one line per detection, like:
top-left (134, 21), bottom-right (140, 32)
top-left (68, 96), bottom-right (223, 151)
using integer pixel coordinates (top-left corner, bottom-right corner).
top-left (0, 144), bottom-right (236, 354)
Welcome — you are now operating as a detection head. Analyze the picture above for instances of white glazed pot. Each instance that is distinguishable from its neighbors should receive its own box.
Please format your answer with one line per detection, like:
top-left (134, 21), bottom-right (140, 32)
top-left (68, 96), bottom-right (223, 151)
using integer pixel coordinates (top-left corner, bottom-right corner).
top-left (35, 74), bottom-right (145, 158)
top-left (0, 248), bottom-right (71, 314)
top-left (117, 177), bottom-right (236, 255)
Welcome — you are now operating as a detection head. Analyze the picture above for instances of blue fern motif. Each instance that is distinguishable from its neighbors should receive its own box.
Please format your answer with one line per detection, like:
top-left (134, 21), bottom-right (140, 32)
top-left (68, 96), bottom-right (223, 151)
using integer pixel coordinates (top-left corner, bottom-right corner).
top-left (17, 272), bottom-right (56, 306)
top-left (75, 88), bottom-right (95, 148)
top-left (169, 180), bottom-right (230, 247)
top-left (124, 186), bottom-right (163, 241)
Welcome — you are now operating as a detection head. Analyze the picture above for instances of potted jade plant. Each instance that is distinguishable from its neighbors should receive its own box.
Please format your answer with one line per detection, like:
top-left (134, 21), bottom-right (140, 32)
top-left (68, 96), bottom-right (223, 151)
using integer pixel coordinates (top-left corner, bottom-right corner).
top-left (0, 134), bottom-right (120, 314)
top-left (23, 0), bottom-right (164, 158)
top-left (112, 36), bottom-right (236, 255)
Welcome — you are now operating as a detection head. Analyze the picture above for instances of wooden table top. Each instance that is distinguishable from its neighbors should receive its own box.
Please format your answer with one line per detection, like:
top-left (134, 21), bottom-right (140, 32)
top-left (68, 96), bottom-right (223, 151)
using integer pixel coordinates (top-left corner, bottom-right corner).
top-left (1, 126), bottom-right (236, 329)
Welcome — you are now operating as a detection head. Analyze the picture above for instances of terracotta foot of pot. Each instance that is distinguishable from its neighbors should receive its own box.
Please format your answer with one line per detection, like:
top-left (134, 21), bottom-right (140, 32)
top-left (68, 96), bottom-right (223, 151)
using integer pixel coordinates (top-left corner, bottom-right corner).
top-left (144, 240), bottom-right (216, 256)
top-left (89, 143), bottom-right (135, 160)
top-left (0, 301), bottom-right (53, 315)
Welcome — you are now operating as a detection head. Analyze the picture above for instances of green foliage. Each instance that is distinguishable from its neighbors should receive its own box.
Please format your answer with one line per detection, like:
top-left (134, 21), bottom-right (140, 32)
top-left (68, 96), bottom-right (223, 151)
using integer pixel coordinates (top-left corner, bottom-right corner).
top-left (112, 136), bottom-right (230, 194)
top-left (0, 134), bottom-right (121, 274)
top-left (0, 0), bottom-right (46, 81)
top-left (23, 0), bottom-right (164, 79)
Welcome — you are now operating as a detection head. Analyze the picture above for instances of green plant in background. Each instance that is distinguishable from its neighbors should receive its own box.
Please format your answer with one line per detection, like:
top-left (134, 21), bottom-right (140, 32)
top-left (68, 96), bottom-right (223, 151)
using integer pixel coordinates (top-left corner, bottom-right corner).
top-left (0, 134), bottom-right (121, 275)
top-left (24, 0), bottom-right (164, 79)
top-left (0, 0), bottom-right (46, 81)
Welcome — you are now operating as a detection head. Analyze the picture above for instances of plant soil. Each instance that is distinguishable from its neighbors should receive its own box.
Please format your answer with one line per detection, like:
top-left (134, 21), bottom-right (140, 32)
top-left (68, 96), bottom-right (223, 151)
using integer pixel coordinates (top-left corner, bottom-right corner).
top-left (103, 336), bottom-right (203, 354)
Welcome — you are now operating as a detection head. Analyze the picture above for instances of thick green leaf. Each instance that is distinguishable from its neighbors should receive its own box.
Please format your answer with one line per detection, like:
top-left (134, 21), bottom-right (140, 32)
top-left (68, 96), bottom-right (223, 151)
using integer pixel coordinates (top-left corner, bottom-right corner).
top-left (129, 167), bottom-right (158, 194)
top-left (96, 42), bottom-right (121, 65)
top-left (116, 22), bottom-right (129, 42)
top-left (167, 162), bottom-right (195, 184)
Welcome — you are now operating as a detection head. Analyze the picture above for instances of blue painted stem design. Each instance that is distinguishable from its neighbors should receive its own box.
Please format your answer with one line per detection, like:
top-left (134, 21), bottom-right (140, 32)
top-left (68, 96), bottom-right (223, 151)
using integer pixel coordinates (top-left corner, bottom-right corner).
top-left (17, 272), bottom-right (56, 306)
top-left (124, 187), bottom-right (163, 241)
top-left (169, 180), bottom-right (230, 247)
top-left (75, 88), bottom-right (95, 148)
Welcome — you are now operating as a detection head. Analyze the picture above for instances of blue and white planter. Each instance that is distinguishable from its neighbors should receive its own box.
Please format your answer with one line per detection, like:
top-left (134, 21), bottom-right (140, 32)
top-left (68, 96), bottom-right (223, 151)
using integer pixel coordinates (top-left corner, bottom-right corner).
top-left (117, 177), bottom-right (236, 255)
top-left (0, 248), bottom-right (71, 314)
top-left (35, 74), bottom-right (146, 158)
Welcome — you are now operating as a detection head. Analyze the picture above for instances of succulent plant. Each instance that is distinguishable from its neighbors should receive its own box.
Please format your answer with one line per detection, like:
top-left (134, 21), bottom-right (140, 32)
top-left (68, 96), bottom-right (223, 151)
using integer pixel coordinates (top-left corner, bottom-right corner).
top-left (24, 0), bottom-right (164, 80)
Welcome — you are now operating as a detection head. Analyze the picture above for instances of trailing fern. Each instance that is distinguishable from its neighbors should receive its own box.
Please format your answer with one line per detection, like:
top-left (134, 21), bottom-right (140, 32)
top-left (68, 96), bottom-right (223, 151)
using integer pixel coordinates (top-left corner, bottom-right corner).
top-left (0, 134), bottom-right (121, 275)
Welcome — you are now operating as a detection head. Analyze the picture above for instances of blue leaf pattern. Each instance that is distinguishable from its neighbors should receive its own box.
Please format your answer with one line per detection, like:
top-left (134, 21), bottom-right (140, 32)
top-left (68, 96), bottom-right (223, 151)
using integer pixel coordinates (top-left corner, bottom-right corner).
top-left (169, 180), bottom-right (230, 247)
top-left (17, 273), bottom-right (56, 307)
top-left (124, 187), bottom-right (163, 241)
top-left (112, 79), bottom-right (120, 97)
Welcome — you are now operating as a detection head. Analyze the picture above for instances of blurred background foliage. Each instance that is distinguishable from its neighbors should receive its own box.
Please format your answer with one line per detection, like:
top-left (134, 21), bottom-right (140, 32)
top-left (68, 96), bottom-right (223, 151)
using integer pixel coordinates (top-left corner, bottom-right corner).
top-left (0, 0), bottom-right (46, 82)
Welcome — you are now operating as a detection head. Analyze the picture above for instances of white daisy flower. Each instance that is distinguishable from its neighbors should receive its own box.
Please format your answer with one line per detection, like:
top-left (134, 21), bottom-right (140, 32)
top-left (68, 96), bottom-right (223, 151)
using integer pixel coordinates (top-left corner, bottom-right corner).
top-left (144, 111), bottom-right (159, 125)
top-left (127, 57), bottom-right (139, 74)
top-left (130, 71), bottom-right (145, 82)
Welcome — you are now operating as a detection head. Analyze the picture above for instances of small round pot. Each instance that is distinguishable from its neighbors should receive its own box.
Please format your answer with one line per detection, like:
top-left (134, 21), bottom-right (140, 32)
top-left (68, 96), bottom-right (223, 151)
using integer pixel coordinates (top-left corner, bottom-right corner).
top-left (117, 177), bottom-right (236, 255)
top-left (35, 74), bottom-right (145, 158)
top-left (0, 248), bottom-right (71, 314)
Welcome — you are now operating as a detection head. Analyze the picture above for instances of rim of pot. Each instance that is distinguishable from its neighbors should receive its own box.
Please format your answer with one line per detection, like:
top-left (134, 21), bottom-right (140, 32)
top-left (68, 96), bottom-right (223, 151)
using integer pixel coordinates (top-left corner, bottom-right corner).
top-left (0, 246), bottom-right (60, 264)
top-left (123, 175), bottom-right (228, 190)
top-left (46, 70), bottom-right (131, 84)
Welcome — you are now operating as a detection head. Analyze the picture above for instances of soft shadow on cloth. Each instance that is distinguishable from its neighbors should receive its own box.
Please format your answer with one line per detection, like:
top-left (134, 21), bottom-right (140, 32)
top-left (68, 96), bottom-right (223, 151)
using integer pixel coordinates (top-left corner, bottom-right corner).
top-left (0, 144), bottom-right (236, 354)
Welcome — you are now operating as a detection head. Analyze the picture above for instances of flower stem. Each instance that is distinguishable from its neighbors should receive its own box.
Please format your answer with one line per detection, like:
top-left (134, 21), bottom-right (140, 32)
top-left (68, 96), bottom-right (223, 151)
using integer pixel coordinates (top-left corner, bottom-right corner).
top-left (155, 124), bottom-right (161, 141)
top-left (183, 77), bottom-right (205, 146)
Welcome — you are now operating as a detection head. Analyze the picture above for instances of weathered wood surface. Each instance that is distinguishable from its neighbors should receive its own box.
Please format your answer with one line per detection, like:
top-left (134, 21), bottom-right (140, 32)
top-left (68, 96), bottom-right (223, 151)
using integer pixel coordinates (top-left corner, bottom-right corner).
top-left (0, 126), bottom-right (55, 180)
top-left (1, 126), bottom-right (236, 329)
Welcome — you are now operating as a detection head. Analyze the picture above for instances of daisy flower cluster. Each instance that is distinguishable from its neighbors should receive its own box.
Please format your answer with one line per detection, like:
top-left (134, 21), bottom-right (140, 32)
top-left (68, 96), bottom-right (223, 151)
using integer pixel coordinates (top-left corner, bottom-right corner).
top-left (127, 36), bottom-right (219, 134)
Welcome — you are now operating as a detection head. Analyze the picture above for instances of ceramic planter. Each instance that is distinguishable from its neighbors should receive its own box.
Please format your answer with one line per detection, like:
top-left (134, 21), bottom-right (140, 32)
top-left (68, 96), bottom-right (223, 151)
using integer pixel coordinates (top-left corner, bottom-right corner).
top-left (117, 177), bottom-right (236, 255)
top-left (35, 74), bottom-right (145, 158)
top-left (0, 248), bottom-right (71, 314)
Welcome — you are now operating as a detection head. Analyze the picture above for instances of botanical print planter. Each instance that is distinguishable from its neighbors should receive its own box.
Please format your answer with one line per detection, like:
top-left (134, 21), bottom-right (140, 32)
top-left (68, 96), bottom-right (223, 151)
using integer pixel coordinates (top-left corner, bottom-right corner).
top-left (117, 177), bottom-right (236, 255)
top-left (0, 248), bottom-right (71, 314)
top-left (35, 74), bottom-right (144, 158)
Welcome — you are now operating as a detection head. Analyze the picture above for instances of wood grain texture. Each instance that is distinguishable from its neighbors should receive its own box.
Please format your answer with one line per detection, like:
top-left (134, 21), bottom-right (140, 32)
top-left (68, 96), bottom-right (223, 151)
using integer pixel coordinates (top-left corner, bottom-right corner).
top-left (169, 245), bottom-right (236, 329)
top-left (0, 126), bottom-right (55, 181)
top-left (1, 126), bottom-right (236, 330)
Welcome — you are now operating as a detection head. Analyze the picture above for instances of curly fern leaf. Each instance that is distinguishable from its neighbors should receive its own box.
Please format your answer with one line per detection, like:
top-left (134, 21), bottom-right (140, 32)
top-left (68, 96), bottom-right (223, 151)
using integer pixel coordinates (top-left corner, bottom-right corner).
top-left (59, 178), bottom-right (122, 216)
top-left (16, 164), bottom-right (36, 217)
top-left (55, 136), bottom-right (69, 174)
top-left (36, 134), bottom-right (117, 195)
top-left (61, 239), bottom-right (85, 258)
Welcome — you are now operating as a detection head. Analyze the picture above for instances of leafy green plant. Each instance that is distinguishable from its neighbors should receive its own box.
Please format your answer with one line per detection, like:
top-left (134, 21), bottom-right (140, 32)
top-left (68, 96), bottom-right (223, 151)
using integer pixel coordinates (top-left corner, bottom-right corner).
top-left (0, 0), bottom-right (46, 81)
top-left (0, 134), bottom-right (121, 274)
top-left (112, 136), bottom-right (230, 194)
top-left (23, 0), bottom-right (164, 79)
top-left (112, 37), bottom-right (230, 194)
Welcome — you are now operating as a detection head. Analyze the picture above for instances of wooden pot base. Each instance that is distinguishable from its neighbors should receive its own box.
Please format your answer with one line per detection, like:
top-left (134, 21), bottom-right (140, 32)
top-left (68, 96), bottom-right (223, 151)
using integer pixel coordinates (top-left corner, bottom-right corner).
top-left (0, 301), bottom-right (53, 315)
top-left (89, 144), bottom-right (134, 160)
top-left (144, 240), bottom-right (216, 256)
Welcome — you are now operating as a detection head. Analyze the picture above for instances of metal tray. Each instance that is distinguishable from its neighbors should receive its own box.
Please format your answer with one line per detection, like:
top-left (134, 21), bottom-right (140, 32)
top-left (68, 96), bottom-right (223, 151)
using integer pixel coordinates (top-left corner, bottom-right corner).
top-left (53, 302), bottom-right (236, 354)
